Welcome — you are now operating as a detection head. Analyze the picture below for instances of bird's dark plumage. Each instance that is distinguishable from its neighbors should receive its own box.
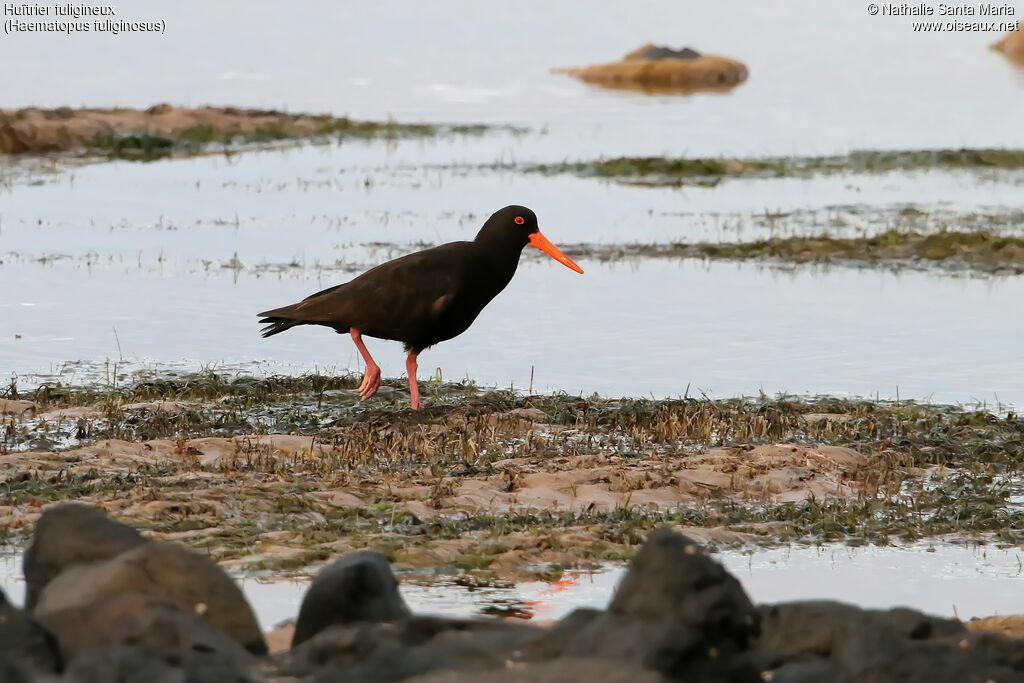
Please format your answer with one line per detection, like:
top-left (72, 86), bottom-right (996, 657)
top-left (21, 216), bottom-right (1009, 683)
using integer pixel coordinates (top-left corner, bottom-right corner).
top-left (257, 205), bottom-right (582, 409)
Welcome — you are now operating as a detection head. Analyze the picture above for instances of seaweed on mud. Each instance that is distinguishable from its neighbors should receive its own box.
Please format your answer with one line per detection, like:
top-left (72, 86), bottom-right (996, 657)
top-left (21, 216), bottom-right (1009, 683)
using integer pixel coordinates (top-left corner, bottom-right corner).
top-left (552, 229), bottom-right (1024, 276)
top-left (68, 119), bottom-right (503, 161)
top-left (534, 148), bottom-right (1024, 185)
top-left (4, 373), bottom-right (1024, 580)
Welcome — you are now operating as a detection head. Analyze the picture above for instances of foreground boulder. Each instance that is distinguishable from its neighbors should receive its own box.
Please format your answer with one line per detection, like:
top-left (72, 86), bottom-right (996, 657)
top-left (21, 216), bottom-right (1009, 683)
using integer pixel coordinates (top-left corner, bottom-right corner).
top-left (22, 502), bottom-right (146, 611)
top-left (282, 530), bottom-right (760, 681)
top-left (0, 588), bottom-right (61, 677)
top-left (292, 550), bottom-right (413, 646)
top-left (753, 601), bottom-right (965, 666)
top-left (525, 527), bottom-right (761, 681)
top-left (755, 600), bottom-right (1024, 681)
top-left (53, 595), bottom-right (255, 682)
top-left (13, 504), bottom-right (1024, 682)
top-left (33, 536), bottom-right (267, 655)
top-left (282, 616), bottom-right (544, 682)
top-left (282, 551), bottom-right (552, 681)
top-left (555, 43), bottom-right (748, 93)
top-left (402, 659), bottom-right (668, 682)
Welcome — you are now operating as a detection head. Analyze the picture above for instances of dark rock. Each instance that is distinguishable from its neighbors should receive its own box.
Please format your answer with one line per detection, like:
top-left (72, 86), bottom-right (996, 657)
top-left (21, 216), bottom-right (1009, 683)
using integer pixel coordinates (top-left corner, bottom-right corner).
top-left (63, 647), bottom-right (198, 683)
top-left (965, 629), bottom-right (1024, 671)
top-left (524, 608), bottom-right (602, 660)
top-left (291, 550), bottom-right (412, 647)
top-left (0, 657), bottom-right (59, 683)
top-left (281, 615), bottom-right (542, 682)
top-left (403, 658), bottom-right (669, 682)
top-left (766, 658), bottom-right (837, 683)
top-left (607, 528), bottom-right (759, 642)
top-left (756, 600), bottom-right (1024, 681)
top-left (43, 594), bottom-right (255, 682)
top-left (528, 528), bottom-right (760, 681)
top-left (634, 46), bottom-right (702, 60)
top-left (753, 600), bottom-right (967, 668)
top-left (34, 540), bottom-right (267, 655)
top-left (0, 588), bottom-right (62, 674)
top-left (754, 601), bottom-right (849, 667)
top-left (882, 606), bottom-right (967, 640)
top-left (22, 502), bottom-right (146, 611)
top-left (830, 628), bottom-right (1022, 682)
top-left (38, 593), bottom-right (213, 660)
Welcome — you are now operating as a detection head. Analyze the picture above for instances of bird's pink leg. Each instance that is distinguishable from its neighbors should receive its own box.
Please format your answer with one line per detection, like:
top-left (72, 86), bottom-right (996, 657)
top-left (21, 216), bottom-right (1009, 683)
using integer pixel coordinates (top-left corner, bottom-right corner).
top-left (350, 328), bottom-right (381, 400)
top-left (405, 351), bottom-right (421, 410)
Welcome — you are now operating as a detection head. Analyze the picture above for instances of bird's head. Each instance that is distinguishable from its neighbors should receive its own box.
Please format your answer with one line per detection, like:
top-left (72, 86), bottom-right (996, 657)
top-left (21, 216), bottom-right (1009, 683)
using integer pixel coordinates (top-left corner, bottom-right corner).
top-left (476, 205), bottom-right (584, 274)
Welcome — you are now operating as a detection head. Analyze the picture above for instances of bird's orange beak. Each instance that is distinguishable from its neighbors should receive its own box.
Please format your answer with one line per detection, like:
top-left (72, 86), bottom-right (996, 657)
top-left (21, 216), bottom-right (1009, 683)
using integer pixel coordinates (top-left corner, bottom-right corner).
top-left (529, 232), bottom-right (584, 274)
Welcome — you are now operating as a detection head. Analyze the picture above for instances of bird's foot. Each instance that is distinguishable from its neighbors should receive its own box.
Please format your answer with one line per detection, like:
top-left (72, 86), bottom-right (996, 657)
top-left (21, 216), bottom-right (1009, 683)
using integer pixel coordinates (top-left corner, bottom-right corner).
top-left (410, 397), bottom-right (423, 410)
top-left (358, 365), bottom-right (381, 400)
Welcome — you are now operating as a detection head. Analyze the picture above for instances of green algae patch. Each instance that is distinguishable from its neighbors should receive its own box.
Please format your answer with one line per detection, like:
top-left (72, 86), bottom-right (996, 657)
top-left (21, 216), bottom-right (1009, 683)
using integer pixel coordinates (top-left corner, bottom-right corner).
top-left (537, 148), bottom-right (1024, 185)
top-left (560, 230), bottom-right (1024, 276)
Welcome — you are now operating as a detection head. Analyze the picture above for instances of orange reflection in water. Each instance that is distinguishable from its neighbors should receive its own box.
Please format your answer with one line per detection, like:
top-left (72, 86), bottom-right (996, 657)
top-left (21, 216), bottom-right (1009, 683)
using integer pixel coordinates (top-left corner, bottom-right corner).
top-left (518, 575), bottom-right (582, 620)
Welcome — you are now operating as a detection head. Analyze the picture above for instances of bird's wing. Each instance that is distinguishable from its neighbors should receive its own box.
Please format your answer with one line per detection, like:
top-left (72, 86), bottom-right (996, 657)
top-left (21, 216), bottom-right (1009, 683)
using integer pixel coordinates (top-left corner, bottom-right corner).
top-left (287, 243), bottom-right (471, 336)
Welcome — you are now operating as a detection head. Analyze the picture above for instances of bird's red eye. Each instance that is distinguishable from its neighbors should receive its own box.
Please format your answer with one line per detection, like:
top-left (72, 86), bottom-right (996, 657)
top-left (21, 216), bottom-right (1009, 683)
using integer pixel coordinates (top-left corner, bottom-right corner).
top-left (514, 216), bottom-right (524, 225)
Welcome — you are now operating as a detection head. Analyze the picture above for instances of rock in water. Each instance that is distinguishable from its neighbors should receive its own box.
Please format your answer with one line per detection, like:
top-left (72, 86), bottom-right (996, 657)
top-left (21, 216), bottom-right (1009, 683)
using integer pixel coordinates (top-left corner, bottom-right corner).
top-left (557, 43), bottom-right (748, 92)
top-left (523, 608), bottom-right (603, 660)
top-left (755, 600), bottom-right (1024, 681)
top-left (34, 540), bottom-right (267, 655)
top-left (282, 616), bottom-right (543, 682)
top-left (51, 595), bottom-right (255, 683)
top-left (753, 600), bottom-right (966, 669)
top-left (292, 550), bottom-right (412, 647)
top-left (402, 659), bottom-right (669, 682)
top-left (0, 588), bottom-right (62, 675)
top-left (22, 503), bottom-right (146, 611)
top-left (607, 528), bottom-right (759, 636)
top-left (529, 527), bottom-right (761, 681)
top-left (0, 659), bottom-right (61, 683)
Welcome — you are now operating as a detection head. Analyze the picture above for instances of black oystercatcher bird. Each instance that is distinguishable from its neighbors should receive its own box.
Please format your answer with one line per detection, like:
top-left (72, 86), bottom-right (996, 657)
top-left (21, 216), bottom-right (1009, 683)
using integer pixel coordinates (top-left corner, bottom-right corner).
top-left (257, 205), bottom-right (583, 410)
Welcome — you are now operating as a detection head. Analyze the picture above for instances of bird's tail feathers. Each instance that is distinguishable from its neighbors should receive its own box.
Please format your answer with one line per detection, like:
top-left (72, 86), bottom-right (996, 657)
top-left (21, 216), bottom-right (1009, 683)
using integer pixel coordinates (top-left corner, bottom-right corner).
top-left (259, 317), bottom-right (301, 338)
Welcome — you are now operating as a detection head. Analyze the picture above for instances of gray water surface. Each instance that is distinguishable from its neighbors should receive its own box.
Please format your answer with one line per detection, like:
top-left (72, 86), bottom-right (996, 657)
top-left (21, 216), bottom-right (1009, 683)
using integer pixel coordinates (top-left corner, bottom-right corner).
top-left (4, 258), bottom-right (1022, 406)
top-left (2, 139), bottom-right (1022, 405)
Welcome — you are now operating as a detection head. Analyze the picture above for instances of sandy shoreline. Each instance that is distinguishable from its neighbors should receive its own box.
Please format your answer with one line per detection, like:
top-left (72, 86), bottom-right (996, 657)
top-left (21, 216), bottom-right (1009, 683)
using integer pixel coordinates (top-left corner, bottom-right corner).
top-left (0, 105), bottom-right (488, 158)
top-left (3, 375), bottom-right (1022, 582)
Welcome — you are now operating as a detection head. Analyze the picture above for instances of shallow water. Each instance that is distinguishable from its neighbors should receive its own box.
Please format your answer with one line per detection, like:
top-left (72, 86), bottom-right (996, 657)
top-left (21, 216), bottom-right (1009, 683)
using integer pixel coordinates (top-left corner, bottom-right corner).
top-left (3, 0), bottom-right (1023, 641)
top-left (2, 144), bottom-right (1023, 259)
top-left (5, 543), bottom-right (1024, 631)
top-left (2, 138), bottom-right (1023, 406)
top-left (4, 258), bottom-right (1023, 406)
top-left (2, 1), bottom-right (1023, 158)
